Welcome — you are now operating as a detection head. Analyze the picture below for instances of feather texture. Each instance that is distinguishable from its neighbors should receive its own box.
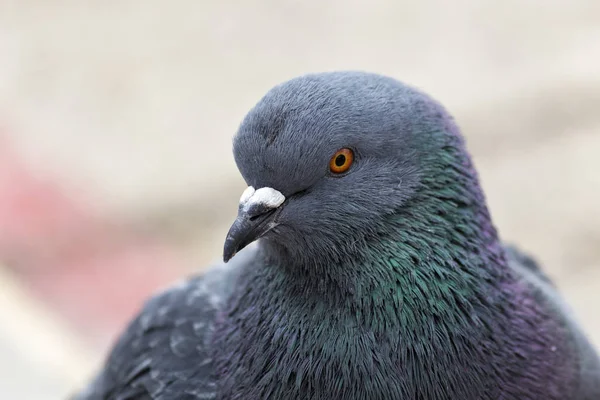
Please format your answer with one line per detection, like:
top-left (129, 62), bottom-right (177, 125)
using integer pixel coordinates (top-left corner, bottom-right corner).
top-left (74, 72), bottom-right (600, 400)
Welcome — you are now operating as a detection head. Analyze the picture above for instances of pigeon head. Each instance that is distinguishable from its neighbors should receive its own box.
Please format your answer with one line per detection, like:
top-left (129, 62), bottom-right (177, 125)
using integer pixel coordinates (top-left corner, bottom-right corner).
top-left (224, 71), bottom-right (487, 268)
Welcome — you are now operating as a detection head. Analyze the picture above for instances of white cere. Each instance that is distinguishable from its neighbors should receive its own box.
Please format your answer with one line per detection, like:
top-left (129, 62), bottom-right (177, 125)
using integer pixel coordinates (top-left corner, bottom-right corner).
top-left (239, 186), bottom-right (256, 205)
top-left (239, 186), bottom-right (285, 210)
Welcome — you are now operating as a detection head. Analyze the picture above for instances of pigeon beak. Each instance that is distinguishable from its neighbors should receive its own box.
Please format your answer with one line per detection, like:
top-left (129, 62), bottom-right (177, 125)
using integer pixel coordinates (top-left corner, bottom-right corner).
top-left (223, 186), bottom-right (285, 262)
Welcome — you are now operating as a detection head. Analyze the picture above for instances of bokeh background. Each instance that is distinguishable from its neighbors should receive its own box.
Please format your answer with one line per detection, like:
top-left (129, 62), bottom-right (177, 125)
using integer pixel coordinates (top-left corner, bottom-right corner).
top-left (1, 1), bottom-right (599, 398)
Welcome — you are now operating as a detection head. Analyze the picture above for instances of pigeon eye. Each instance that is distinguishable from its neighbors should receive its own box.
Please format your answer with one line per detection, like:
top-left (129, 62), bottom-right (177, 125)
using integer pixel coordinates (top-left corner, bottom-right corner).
top-left (329, 148), bottom-right (354, 174)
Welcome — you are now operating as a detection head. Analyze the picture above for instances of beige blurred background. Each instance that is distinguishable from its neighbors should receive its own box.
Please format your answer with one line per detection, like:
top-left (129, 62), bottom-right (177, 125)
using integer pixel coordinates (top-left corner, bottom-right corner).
top-left (0, 1), bottom-right (599, 398)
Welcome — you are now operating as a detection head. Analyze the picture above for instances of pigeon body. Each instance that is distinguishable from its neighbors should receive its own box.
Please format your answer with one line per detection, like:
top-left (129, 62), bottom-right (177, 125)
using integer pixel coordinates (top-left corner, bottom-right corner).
top-left (76, 72), bottom-right (600, 400)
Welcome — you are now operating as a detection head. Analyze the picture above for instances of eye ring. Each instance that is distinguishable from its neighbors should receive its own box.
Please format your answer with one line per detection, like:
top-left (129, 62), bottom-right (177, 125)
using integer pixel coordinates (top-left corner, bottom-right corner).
top-left (329, 148), bottom-right (354, 174)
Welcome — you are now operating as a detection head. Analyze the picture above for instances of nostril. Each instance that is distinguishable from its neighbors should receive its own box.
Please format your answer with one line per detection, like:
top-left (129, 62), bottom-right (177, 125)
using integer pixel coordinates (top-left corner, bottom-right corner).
top-left (248, 207), bottom-right (276, 222)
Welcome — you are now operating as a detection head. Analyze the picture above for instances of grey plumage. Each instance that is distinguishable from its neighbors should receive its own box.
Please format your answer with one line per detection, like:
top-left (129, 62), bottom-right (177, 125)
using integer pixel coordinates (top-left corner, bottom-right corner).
top-left (73, 247), bottom-right (252, 400)
top-left (505, 245), bottom-right (600, 398)
top-left (74, 72), bottom-right (600, 400)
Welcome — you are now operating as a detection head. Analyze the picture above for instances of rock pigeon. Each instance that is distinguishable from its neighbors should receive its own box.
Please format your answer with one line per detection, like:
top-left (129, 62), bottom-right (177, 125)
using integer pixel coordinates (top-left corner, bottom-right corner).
top-left (75, 72), bottom-right (600, 400)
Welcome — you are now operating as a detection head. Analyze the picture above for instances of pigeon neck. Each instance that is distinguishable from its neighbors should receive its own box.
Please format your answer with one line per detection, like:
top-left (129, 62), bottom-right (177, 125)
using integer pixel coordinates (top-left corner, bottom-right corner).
top-left (263, 139), bottom-right (507, 299)
top-left (258, 194), bottom-right (507, 310)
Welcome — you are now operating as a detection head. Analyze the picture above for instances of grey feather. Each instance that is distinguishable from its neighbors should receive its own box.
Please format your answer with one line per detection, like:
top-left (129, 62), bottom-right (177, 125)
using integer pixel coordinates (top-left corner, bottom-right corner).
top-left (505, 245), bottom-right (600, 399)
top-left (73, 246), bottom-right (255, 400)
top-left (72, 71), bottom-right (600, 400)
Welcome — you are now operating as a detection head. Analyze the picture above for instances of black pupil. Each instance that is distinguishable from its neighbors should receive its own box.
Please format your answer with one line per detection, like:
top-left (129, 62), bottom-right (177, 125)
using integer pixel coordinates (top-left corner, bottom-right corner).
top-left (334, 154), bottom-right (346, 167)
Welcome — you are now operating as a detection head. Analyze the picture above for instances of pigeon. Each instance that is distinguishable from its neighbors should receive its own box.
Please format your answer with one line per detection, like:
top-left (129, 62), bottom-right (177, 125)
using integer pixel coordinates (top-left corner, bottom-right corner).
top-left (74, 72), bottom-right (600, 400)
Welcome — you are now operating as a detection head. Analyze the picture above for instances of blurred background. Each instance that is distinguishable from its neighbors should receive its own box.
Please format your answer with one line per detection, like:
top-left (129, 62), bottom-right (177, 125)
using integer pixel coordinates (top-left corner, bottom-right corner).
top-left (0, 1), bottom-right (599, 398)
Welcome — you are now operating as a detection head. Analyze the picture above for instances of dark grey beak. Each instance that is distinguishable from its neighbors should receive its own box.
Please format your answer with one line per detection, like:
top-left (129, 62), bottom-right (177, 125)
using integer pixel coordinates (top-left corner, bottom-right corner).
top-left (223, 186), bottom-right (285, 262)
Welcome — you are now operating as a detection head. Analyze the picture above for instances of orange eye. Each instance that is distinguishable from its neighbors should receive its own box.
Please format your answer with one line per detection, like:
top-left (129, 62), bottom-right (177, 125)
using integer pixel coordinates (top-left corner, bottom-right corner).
top-left (329, 148), bottom-right (354, 174)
